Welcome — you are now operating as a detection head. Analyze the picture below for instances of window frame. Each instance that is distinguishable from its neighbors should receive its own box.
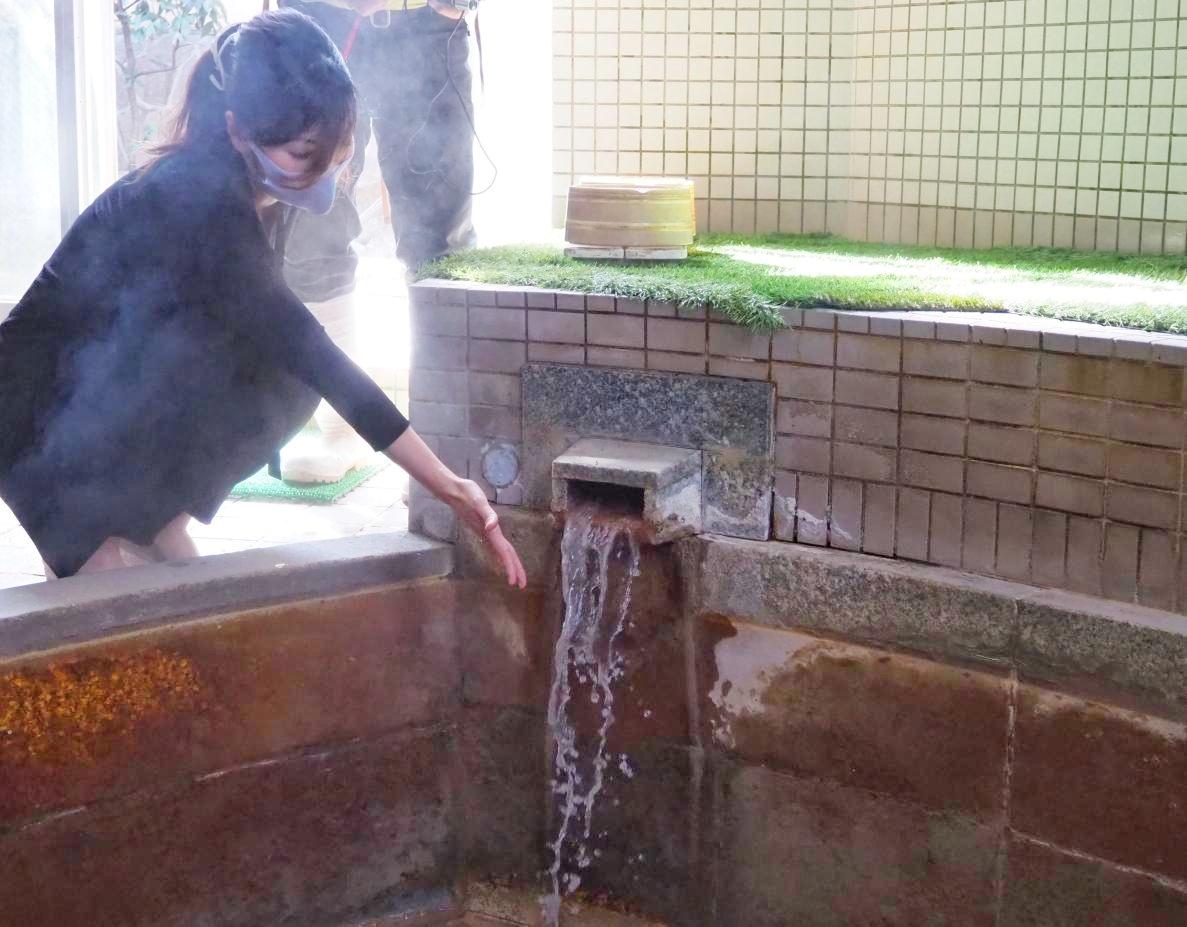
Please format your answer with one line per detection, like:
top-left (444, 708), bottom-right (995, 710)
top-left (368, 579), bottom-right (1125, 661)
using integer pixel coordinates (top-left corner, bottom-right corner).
top-left (1, 0), bottom-right (116, 316)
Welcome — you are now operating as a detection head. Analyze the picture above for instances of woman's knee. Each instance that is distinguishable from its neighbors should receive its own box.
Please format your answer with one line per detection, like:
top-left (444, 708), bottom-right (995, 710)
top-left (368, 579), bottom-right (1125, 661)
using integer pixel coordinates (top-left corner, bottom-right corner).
top-left (75, 538), bottom-right (131, 575)
top-left (153, 514), bottom-right (199, 560)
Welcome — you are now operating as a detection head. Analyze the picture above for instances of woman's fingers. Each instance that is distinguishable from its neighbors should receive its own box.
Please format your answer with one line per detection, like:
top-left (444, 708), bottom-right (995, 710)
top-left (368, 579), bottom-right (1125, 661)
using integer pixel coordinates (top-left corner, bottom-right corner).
top-left (511, 543), bottom-right (527, 588)
top-left (451, 484), bottom-right (527, 588)
top-left (488, 526), bottom-right (527, 589)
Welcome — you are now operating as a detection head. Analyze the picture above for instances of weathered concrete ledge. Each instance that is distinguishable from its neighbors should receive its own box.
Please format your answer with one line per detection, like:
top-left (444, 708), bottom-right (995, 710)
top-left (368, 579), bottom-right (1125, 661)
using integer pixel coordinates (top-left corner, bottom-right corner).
top-left (456, 507), bottom-right (1187, 714)
top-left (684, 534), bottom-right (1187, 715)
top-left (0, 532), bottom-right (453, 660)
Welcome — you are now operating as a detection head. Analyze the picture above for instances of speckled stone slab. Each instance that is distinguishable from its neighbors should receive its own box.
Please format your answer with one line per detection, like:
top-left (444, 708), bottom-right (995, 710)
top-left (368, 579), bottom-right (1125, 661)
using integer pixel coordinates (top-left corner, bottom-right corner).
top-left (522, 364), bottom-right (774, 540)
top-left (552, 438), bottom-right (701, 490)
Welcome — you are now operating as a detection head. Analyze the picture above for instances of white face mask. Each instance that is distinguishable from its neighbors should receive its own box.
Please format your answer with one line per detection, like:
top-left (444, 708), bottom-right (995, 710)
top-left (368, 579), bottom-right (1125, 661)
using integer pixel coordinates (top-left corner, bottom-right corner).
top-left (248, 142), bottom-right (351, 215)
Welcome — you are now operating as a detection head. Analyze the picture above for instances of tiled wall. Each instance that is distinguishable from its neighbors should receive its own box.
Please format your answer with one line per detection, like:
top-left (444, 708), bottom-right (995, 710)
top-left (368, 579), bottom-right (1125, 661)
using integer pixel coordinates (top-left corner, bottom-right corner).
top-left (552, 0), bottom-right (1187, 253)
top-left (411, 278), bottom-right (1187, 615)
top-left (770, 310), bottom-right (1187, 612)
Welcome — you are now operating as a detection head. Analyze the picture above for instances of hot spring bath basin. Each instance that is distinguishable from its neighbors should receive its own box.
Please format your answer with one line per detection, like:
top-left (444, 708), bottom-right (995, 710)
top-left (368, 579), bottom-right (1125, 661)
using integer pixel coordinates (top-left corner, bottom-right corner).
top-left (1, 517), bottom-right (1185, 925)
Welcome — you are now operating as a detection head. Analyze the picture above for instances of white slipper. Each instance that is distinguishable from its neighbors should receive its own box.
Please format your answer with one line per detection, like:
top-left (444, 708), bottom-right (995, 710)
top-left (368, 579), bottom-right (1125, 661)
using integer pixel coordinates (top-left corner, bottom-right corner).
top-left (281, 434), bottom-right (373, 485)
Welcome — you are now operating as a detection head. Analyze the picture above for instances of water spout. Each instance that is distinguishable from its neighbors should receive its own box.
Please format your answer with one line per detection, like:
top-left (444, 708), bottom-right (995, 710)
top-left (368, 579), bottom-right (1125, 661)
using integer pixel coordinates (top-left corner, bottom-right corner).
top-left (551, 438), bottom-right (702, 545)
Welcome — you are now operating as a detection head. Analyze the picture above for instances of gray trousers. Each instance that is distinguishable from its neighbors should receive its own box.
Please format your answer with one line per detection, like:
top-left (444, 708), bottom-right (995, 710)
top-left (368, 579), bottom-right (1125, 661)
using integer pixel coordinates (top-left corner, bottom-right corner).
top-left (280, 2), bottom-right (478, 301)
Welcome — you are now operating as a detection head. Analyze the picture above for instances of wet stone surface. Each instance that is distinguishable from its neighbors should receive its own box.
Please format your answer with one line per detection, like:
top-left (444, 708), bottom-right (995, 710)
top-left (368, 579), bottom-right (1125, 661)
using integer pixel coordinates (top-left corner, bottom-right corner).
top-left (1011, 684), bottom-right (1187, 882)
top-left (555, 539), bottom-right (690, 754)
top-left (699, 617), bottom-right (1010, 817)
top-left (549, 741), bottom-right (712, 927)
top-left (700, 451), bottom-right (772, 540)
top-left (0, 583), bottom-right (462, 829)
top-left (460, 707), bottom-right (550, 888)
top-left (717, 764), bottom-right (1000, 927)
top-left (0, 728), bottom-right (457, 927)
top-left (1000, 834), bottom-right (1187, 927)
top-left (460, 581), bottom-right (554, 710)
top-left (463, 883), bottom-right (670, 926)
top-left (1014, 593), bottom-right (1187, 715)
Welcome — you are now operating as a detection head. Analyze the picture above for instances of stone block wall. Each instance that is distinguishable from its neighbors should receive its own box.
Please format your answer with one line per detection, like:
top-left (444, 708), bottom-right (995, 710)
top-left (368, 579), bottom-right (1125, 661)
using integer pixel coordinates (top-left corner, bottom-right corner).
top-left (0, 543), bottom-right (546, 926)
top-left (456, 514), bottom-right (1187, 926)
top-left (683, 536), bottom-right (1187, 926)
top-left (0, 581), bottom-right (462, 923)
top-left (410, 279), bottom-right (1187, 617)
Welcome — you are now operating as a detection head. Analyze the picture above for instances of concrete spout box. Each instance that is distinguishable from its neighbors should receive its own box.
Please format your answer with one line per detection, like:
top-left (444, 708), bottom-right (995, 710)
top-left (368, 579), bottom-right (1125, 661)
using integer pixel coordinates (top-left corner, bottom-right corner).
top-left (552, 437), bottom-right (703, 543)
top-left (520, 364), bottom-right (775, 541)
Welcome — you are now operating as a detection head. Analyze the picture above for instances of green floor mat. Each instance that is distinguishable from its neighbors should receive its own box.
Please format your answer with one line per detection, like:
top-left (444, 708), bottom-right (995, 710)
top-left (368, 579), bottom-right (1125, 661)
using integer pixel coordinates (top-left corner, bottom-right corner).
top-left (229, 458), bottom-right (386, 504)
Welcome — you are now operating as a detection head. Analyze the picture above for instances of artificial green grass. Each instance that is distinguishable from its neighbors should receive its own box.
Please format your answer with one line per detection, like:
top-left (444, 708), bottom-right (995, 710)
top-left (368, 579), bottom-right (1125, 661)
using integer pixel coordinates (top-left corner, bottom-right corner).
top-left (423, 244), bottom-right (791, 330)
top-left (698, 233), bottom-right (1187, 282)
top-left (419, 234), bottom-right (1187, 335)
top-left (230, 459), bottom-right (385, 503)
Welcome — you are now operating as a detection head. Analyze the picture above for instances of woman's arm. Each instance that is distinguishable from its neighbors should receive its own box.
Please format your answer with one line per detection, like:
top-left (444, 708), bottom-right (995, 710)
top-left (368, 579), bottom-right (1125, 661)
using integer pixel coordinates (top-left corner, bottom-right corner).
top-left (180, 189), bottom-right (524, 586)
top-left (385, 428), bottom-right (526, 588)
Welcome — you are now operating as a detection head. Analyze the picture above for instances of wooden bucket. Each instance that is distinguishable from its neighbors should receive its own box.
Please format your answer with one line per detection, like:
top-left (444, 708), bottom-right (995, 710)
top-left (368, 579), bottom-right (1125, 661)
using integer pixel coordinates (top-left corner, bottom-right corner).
top-left (564, 176), bottom-right (696, 248)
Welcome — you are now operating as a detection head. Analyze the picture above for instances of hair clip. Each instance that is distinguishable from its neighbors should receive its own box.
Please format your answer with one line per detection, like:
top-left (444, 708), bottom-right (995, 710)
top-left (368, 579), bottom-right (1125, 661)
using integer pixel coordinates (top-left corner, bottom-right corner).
top-left (208, 27), bottom-right (239, 91)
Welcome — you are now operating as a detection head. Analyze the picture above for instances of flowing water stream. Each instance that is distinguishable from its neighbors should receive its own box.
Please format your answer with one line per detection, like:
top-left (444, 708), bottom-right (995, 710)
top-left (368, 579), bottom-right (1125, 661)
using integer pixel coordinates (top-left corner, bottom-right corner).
top-left (540, 503), bottom-right (643, 926)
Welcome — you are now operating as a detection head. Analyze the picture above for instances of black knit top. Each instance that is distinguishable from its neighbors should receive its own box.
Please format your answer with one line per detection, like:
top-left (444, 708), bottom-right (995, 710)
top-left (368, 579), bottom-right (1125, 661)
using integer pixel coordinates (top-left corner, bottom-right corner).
top-left (0, 143), bottom-right (408, 576)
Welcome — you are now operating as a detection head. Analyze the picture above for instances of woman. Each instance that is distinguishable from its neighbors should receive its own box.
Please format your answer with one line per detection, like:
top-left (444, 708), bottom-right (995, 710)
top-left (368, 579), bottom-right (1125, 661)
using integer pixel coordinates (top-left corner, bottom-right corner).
top-left (0, 10), bottom-right (525, 587)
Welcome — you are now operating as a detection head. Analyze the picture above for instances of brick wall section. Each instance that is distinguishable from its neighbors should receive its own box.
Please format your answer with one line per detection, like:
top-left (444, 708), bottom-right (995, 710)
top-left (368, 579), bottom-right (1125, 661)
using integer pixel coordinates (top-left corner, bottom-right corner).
top-left (411, 280), bottom-right (1187, 616)
top-left (773, 310), bottom-right (1187, 613)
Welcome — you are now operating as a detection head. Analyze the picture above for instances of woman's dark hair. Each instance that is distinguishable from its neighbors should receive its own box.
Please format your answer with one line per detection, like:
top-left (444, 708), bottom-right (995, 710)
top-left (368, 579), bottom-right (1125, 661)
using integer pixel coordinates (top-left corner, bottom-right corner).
top-left (152, 9), bottom-right (356, 176)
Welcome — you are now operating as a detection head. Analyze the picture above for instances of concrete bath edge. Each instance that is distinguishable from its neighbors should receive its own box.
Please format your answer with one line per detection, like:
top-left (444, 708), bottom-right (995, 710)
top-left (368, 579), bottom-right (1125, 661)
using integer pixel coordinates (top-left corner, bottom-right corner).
top-left (0, 531), bottom-right (454, 660)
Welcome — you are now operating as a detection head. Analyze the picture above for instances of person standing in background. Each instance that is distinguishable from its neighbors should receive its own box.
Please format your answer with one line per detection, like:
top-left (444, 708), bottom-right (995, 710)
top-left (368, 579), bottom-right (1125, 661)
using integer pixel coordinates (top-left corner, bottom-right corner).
top-left (276, 0), bottom-right (478, 484)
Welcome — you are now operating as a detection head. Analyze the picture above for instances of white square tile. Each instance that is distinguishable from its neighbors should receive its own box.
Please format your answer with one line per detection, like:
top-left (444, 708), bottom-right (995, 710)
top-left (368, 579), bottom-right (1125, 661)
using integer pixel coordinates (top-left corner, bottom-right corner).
top-left (664, 152), bottom-right (688, 174)
top-left (572, 33), bottom-right (595, 56)
top-left (595, 150), bottom-right (619, 173)
top-left (595, 126), bottom-right (618, 151)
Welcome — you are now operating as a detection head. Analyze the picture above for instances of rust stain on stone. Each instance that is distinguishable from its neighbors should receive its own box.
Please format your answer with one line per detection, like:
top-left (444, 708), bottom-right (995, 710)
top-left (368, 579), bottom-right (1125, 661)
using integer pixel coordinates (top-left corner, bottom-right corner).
top-left (566, 888), bottom-right (671, 925)
top-left (710, 630), bottom-right (1008, 815)
top-left (1012, 686), bottom-right (1187, 882)
top-left (0, 650), bottom-right (204, 765)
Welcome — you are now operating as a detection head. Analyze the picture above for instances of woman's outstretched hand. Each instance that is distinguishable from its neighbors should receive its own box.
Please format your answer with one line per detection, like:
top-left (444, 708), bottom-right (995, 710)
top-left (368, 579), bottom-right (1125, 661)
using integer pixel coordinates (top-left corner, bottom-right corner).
top-left (384, 427), bottom-right (527, 589)
top-left (448, 478), bottom-right (528, 589)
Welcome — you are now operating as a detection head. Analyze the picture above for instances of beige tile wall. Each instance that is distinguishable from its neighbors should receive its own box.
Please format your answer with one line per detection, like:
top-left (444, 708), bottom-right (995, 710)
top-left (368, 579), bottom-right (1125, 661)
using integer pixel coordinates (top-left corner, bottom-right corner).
top-left (552, 0), bottom-right (1187, 253)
